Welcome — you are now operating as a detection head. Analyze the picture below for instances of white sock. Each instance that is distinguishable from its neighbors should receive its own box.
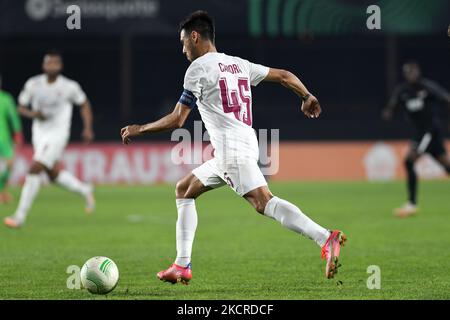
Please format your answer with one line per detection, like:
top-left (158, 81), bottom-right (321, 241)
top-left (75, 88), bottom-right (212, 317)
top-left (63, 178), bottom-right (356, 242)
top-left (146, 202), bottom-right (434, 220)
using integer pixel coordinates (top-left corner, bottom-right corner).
top-left (264, 196), bottom-right (330, 247)
top-left (14, 174), bottom-right (41, 224)
top-left (56, 170), bottom-right (90, 197)
top-left (175, 198), bottom-right (198, 267)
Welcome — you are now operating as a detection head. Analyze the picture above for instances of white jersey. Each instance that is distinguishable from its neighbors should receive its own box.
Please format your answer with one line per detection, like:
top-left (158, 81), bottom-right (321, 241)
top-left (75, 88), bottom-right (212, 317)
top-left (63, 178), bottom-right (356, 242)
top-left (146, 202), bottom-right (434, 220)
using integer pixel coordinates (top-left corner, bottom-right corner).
top-left (183, 52), bottom-right (269, 160)
top-left (18, 74), bottom-right (86, 144)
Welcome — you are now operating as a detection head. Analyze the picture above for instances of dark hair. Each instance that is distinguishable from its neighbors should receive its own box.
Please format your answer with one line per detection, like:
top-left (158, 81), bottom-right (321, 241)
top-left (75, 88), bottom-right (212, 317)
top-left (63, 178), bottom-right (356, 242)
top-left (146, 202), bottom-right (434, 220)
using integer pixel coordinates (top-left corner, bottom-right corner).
top-left (403, 59), bottom-right (420, 67)
top-left (179, 10), bottom-right (215, 43)
top-left (44, 49), bottom-right (63, 60)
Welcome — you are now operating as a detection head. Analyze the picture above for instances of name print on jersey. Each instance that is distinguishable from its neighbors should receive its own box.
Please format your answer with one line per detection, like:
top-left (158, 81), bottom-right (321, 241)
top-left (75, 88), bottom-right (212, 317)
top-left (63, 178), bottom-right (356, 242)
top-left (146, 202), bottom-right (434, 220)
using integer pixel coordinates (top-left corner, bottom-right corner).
top-left (218, 63), bottom-right (242, 74)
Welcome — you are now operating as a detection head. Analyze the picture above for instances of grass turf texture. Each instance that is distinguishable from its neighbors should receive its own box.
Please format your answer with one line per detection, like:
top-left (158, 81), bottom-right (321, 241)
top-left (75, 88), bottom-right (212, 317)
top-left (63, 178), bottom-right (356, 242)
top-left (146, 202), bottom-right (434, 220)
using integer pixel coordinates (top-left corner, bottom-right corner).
top-left (1, 181), bottom-right (449, 300)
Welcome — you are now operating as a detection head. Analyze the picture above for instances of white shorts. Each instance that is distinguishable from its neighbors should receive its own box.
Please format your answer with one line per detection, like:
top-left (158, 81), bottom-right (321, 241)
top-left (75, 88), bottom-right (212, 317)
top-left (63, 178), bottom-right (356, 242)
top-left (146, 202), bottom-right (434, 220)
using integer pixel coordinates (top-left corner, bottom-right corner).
top-left (192, 158), bottom-right (268, 196)
top-left (32, 137), bottom-right (67, 169)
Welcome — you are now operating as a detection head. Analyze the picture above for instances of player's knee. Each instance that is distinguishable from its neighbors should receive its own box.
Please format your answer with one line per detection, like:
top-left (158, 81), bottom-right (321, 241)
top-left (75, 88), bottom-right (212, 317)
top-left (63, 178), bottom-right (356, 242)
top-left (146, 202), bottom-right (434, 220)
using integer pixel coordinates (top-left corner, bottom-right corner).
top-left (175, 179), bottom-right (189, 199)
top-left (47, 170), bottom-right (59, 182)
top-left (254, 202), bottom-right (266, 214)
top-left (245, 187), bottom-right (273, 214)
top-left (253, 196), bottom-right (272, 214)
top-left (28, 162), bottom-right (45, 175)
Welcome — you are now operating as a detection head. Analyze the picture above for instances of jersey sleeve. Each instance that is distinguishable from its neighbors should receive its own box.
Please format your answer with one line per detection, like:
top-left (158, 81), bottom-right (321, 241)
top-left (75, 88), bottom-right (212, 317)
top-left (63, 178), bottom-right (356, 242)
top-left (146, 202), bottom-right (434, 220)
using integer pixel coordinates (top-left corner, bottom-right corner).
top-left (248, 61), bottom-right (270, 87)
top-left (70, 82), bottom-right (87, 105)
top-left (18, 79), bottom-right (33, 106)
top-left (6, 94), bottom-right (21, 133)
top-left (183, 61), bottom-right (205, 99)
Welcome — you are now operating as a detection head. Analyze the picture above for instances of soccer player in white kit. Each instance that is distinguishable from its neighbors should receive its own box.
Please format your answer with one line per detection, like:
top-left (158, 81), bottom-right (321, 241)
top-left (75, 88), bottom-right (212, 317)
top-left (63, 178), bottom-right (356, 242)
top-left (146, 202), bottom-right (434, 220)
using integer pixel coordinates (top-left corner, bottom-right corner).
top-left (4, 50), bottom-right (95, 228)
top-left (121, 11), bottom-right (346, 282)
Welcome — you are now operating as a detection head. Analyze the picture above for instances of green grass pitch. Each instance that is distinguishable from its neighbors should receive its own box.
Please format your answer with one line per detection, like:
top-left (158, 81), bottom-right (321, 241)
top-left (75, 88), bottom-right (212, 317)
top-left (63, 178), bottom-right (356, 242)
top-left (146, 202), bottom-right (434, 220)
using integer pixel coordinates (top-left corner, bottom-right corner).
top-left (1, 180), bottom-right (449, 299)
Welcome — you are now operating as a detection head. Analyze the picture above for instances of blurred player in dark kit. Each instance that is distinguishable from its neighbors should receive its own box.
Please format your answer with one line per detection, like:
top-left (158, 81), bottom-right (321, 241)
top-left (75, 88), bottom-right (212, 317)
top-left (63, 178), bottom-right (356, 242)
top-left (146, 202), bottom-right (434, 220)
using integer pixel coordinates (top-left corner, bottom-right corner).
top-left (383, 61), bottom-right (450, 217)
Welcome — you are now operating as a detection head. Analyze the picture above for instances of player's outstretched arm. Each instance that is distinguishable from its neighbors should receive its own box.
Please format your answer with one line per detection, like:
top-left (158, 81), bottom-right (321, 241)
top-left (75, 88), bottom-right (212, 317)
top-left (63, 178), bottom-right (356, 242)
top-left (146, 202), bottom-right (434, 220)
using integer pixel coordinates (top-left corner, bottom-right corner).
top-left (382, 86), bottom-right (401, 121)
top-left (80, 100), bottom-right (94, 143)
top-left (263, 68), bottom-right (321, 118)
top-left (17, 105), bottom-right (46, 120)
top-left (121, 103), bottom-right (192, 145)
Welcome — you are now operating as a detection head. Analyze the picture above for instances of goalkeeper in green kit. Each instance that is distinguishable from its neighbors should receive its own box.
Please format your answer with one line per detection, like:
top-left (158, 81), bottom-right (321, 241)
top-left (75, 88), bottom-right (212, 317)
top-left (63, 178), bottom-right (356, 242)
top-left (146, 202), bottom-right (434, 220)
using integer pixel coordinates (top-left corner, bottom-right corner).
top-left (0, 75), bottom-right (23, 203)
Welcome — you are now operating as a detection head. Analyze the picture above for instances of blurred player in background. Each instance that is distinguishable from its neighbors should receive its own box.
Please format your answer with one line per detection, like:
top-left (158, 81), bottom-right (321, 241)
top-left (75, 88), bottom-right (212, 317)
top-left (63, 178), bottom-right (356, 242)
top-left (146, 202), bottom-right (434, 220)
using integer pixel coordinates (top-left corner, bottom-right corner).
top-left (382, 60), bottom-right (450, 218)
top-left (4, 50), bottom-right (95, 228)
top-left (121, 11), bottom-right (346, 283)
top-left (0, 74), bottom-right (23, 203)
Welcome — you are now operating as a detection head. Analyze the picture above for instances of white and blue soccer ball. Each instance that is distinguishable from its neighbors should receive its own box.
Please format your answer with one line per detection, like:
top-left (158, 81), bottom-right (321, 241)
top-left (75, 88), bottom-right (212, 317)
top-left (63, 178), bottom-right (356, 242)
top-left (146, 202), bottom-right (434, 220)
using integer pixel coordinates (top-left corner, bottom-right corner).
top-left (80, 256), bottom-right (119, 294)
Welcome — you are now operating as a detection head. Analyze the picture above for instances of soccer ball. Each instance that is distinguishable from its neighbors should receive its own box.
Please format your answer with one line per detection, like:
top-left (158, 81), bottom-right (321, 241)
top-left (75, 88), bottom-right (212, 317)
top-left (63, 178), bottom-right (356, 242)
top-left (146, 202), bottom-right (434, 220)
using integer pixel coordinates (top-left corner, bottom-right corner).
top-left (80, 256), bottom-right (119, 294)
